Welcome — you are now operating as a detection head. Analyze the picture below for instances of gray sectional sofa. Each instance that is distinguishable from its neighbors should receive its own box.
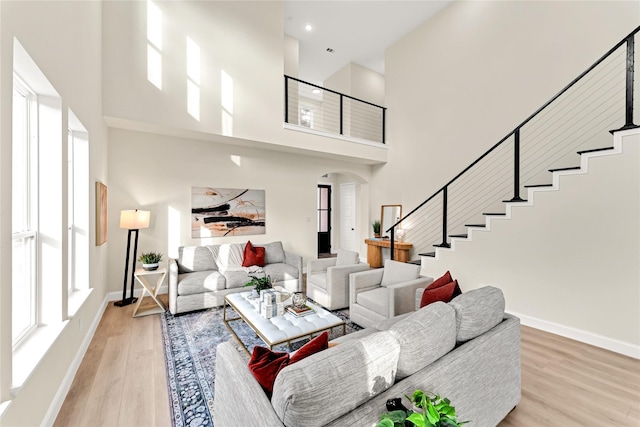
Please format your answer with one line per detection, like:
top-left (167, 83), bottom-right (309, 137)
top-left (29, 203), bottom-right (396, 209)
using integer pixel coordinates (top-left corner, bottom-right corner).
top-left (168, 241), bottom-right (302, 314)
top-left (214, 286), bottom-right (521, 427)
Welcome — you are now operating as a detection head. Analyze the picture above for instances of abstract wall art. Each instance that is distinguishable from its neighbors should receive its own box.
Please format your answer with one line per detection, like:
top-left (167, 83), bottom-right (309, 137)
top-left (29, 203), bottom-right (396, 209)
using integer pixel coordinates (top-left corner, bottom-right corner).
top-left (191, 187), bottom-right (266, 238)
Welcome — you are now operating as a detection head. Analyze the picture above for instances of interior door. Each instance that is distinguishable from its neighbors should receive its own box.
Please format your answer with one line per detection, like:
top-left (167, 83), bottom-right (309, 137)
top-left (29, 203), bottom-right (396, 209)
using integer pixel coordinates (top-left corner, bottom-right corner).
top-left (339, 182), bottom-right (356, 252)
top-left (317, 185), bottom-right (331, 255)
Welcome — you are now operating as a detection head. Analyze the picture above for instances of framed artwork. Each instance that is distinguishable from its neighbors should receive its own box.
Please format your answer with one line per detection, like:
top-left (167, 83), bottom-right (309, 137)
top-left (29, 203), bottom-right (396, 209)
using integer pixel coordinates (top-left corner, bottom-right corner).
top-left (96, 181), bottom-right (108, 246)
top-left (191, 187), bottom-right (265, 238)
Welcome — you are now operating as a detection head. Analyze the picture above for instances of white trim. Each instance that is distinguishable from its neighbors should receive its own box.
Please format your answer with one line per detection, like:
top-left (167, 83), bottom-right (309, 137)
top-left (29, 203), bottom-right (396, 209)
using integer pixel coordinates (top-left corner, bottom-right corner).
top-left (41, 292), bottom-right (107, 427)
top-left (508, 310), bottom-right (640, 359)
top-left (106, 285), bottom-right (169, 302)
top-left (283, 122), bottom-right (387, 148)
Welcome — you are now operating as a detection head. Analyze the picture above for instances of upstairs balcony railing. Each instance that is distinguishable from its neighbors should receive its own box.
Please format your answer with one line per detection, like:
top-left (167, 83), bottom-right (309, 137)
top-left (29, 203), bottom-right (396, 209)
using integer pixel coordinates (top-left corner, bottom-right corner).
top-left (388, 26), bottom-right (639, 260)
top-left (284, 75), bottom-right (386, 144)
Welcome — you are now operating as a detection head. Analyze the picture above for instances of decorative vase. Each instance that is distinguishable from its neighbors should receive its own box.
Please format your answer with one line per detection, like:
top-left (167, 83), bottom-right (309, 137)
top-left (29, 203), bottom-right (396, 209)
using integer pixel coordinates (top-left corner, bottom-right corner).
top-left (292, 292), bottom-right (307, 309)
top-left (143, 263), bottom-right (159, 271)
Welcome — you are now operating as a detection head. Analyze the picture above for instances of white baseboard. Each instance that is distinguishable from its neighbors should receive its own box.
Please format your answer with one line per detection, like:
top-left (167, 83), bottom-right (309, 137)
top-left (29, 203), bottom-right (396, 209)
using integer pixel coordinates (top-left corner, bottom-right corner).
top-left (42, 294), bottom-right (110, 427)
top-left (509, 310), bottom-right (640, 359)
top-left (105, 285), bottom-right (169, 301)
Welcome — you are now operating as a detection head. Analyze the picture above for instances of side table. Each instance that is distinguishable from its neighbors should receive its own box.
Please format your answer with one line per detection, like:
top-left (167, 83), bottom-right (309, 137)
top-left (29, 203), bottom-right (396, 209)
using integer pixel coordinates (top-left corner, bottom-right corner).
top-left (132, 267), bottom-right (167, 317)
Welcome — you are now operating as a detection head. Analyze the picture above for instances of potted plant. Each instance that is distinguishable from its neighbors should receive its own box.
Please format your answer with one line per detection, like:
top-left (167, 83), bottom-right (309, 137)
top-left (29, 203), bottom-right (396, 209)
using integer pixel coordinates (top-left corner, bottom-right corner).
top-left (138, 251), bottom-right (163, 271)
top-left (377, 390), bottom-right (469, 427)
top-left (373, 220), bottom-right (381, 238)
top-left (244, 274), bottom-right (272, 296)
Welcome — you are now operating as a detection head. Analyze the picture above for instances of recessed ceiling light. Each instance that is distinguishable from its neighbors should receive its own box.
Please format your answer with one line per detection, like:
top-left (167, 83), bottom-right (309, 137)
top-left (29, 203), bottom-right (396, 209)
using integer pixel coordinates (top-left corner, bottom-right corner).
top-left (305, 24), bottom-right (313, 32)
top-left (312, 89), bottom-right (321, 94)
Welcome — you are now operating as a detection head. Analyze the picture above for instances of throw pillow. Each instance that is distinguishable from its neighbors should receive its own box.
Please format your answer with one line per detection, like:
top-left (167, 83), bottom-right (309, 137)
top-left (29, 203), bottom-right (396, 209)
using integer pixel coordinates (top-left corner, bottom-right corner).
top-left (242, 240), bottom-right (266, 267)
top-left (248, 347), bottom-right (289, 395)
top-left (420, 280), bottom-right (461, 308)
top-left (248, 331), bottom-right (329, 395)
top-left (263, 241), bottom-right (286, 264)
top-left (419, 271), bottom-right (452, 308)
top-left (213, 243), bottom-right (244, 272)
top-left (289, 332), bottom-right (329, 364)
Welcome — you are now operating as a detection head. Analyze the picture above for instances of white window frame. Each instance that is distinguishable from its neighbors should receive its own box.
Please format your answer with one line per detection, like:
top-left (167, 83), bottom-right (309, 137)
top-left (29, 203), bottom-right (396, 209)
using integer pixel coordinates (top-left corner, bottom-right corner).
top-left (12, 74), bottom-right (39, 348)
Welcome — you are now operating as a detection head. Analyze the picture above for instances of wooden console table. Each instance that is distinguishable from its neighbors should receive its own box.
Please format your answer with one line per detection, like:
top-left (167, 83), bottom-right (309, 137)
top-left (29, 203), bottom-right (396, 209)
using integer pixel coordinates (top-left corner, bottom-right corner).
top-left (365, 239), bottom-right (413, 268)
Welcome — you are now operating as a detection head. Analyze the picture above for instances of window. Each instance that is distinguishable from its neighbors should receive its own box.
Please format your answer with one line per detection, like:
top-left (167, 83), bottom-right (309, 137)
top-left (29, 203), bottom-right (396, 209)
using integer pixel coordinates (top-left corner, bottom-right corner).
top-left (12, 76), bottom-right (38, 346)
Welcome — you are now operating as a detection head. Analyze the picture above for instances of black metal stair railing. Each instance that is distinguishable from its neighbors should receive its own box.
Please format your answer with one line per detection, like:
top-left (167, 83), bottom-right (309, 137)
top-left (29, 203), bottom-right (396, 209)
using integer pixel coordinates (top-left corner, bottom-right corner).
top-left (284, 75), bottom-right (386, 144)
top-left (388, 26), bottom-right (640, 260)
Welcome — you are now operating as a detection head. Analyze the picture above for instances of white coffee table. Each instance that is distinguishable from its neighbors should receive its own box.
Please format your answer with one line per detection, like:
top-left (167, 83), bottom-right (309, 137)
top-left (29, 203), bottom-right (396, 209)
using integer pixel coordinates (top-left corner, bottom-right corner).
top-left (223, 291), bottom-right (346, 355)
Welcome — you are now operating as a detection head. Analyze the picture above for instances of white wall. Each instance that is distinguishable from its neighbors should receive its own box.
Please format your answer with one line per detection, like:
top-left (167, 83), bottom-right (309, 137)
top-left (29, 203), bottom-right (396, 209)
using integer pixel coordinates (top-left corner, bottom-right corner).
top-left (0, 1), bottom-right (109, 425)
top-left (102, 0), bottom-right (387, 164)
top-left (106, 128), bottom-right (372, 293)
top-left (379, 0), bottom-right (640, 211)
top-left (421, 130), bottom-right (640, 356)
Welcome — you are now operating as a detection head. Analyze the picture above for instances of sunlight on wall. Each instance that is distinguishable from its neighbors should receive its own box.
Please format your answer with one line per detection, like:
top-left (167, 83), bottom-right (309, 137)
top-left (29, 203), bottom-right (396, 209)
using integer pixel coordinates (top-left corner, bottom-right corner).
top-left (221, 70), bottom-right (234, 136)
top-left (231, 155), bottom-right (241, 166)
top-left (167, 206), bottom-right (181, 258)
top-left (186, 37), bottom-right (201, 121)
top-left (147, 0), bottom-right (163, 89)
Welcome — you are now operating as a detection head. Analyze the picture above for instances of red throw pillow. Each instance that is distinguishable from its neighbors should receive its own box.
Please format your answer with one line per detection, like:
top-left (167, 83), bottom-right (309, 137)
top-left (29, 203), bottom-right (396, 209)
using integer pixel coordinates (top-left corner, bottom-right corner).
top-left (242, 240), bottom-right (265, 267)
top-left (420, 271), bottom-right (452, 308)
top-left (290, 332), bottom-right (329, 364)
top-left (248, 346), bottom-right (289, 395)
top-left (248, 332), bottom-right (329, 395)
top-left (420, 280), bottom-right (462, 308)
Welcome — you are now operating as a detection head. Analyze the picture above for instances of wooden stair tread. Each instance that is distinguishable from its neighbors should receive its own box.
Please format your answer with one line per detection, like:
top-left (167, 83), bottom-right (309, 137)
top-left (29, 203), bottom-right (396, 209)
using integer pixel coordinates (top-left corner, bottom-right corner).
top-left (449, 234), bottom-right (468, 238)
top-left (419, 252), bottom-right (436, 257)
top-left (465, 224), bottom-right (486, 228)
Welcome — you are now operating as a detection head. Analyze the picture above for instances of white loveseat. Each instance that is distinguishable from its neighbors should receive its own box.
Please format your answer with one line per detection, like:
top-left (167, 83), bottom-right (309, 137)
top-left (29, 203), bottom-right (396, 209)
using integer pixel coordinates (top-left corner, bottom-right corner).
top-left (168, 241), bottom-right (302, 314)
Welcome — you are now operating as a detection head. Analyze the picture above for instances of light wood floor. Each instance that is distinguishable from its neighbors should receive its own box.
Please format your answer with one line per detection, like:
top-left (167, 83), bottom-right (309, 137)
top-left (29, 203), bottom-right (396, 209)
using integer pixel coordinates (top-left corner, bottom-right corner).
top-left (54, 295), bottom-right (640, 427)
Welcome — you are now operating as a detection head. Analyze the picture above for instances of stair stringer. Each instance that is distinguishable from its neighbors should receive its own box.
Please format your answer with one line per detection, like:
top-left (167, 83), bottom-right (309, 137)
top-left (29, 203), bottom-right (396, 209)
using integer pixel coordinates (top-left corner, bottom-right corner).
top-left (419, 129), bottom-right (640, 358)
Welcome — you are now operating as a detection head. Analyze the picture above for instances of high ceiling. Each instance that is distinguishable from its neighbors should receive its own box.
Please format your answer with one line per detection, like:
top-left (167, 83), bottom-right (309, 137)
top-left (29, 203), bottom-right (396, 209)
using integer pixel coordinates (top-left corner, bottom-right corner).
top-left (284, 1), bottom-right (453, 85)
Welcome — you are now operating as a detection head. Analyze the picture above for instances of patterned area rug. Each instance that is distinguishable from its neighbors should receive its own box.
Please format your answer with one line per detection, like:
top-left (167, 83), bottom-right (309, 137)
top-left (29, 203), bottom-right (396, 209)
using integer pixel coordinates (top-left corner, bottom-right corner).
top-left (160, 303), bottom-right (362, 427)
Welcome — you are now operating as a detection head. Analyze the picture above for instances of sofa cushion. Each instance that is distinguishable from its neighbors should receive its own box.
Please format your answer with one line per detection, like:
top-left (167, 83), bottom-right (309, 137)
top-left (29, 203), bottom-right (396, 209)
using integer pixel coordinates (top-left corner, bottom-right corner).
top-left (223, 270), bottom-right (253, 289)
top-left (449, 286), bottom-right (505, 343)
top-left (263, 241), bottom-right (286, 264)
top-left (307, 272), bottom-right (327, 290)
top-left (177, 271), bottom-right (225, 295)
top-left (272, 330), bottom-right (400, 427)
top-left (420, 280), bottom-right (462, 308)
top-left (356, 286), bottom-right (388, 317)
top-left (263, 263), bottom-right (298, 283)
top-left (177, 245), bottom-right (217, 273)
top-left (380, 259), bottom-right (420, 287)
top-left (335, 249), bottom-right (359, 266)
top-left (212, 243), bottom-right (244, 272)
top-left (389, 301), bottom-right (457, 379)
top-left (242, 240), bottom-right (266, 267)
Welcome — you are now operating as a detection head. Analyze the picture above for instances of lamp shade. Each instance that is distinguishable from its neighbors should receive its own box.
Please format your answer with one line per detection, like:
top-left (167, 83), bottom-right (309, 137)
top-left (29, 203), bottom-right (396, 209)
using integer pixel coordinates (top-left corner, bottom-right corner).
top-left (119, 209), bottom-right (150, 230)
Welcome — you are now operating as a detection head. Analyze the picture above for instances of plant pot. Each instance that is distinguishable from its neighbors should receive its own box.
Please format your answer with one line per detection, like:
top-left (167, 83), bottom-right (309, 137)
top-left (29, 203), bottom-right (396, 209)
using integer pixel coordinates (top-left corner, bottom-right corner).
top-left (143, 263), bottom-right (159, 271)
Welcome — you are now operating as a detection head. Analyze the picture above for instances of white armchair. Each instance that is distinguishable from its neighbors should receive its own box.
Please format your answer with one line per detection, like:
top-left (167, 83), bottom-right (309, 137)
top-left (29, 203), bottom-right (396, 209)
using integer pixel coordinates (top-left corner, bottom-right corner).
top-left (349, 259), bottom-right (433, 328)
top-left (306, 249), bottom-right (370, 310)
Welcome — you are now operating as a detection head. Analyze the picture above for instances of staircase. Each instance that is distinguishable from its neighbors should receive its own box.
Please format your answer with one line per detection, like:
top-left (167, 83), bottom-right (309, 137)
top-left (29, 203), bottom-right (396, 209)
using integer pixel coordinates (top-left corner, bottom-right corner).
top-left (386, 26), bottom-right (640, 358)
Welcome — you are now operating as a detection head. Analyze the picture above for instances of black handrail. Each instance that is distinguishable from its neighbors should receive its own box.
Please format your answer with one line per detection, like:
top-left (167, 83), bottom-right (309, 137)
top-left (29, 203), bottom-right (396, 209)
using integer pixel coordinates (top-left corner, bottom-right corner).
top-left (387, 25), bottom-right (639, 254)
top-left (285, 75), bottom-right (386, 110)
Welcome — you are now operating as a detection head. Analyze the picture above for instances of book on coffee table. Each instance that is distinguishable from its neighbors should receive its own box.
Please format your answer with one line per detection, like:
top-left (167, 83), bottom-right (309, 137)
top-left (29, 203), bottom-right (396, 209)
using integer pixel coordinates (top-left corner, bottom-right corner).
top-left (286, 304), bottom-right (315, 317)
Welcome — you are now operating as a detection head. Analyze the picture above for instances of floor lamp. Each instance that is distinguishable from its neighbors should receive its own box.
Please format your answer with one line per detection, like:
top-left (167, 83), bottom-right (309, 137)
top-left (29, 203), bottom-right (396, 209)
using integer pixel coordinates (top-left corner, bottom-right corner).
top-left (115, 209), bottom-right (150, 307)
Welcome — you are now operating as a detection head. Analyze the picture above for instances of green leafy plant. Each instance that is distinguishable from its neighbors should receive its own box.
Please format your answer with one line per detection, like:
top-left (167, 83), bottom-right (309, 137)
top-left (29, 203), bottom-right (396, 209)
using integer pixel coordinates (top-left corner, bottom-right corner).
top-left (373, 220), bottom-right (381, 234)
top-left (138, 251), bottom-right (163, 264)
top-left (377, 390), bottom-right (469, 427)
top-left (244, 275), bottom-right (272, 294)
